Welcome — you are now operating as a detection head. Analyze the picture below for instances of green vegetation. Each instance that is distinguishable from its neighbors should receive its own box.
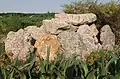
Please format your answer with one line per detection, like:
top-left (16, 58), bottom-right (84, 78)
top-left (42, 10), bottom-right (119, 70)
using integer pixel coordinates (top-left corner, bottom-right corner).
top-left (1, 48), bottom-right (120, 79)
top-left (0, 13), bottom-right (55, 35)
top-left (1, 0), bottom-right (120, 79)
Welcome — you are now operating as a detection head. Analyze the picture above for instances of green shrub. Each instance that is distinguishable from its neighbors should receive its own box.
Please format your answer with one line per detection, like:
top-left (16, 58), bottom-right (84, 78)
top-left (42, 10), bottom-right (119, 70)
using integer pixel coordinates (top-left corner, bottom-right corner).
top-left (63, 0), bottom-right (120, 45)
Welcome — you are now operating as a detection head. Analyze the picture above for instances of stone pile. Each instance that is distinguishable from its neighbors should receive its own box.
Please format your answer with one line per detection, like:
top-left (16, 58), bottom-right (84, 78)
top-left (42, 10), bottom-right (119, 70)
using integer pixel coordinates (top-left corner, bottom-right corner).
top-left (5, 13), bottom-right (115, 62)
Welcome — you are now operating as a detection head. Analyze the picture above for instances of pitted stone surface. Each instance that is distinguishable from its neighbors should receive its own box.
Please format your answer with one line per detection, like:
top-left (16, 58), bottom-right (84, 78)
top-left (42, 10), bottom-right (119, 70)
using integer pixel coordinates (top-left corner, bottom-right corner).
top-left (77, 24), bottom-right (100, 51)
top-left (5, 13), bottom-right (115, 61)
top-left (5, 29), bottom-right (34, 62)
top-left (58, 31), bottom-right (88, 59)
top-left (100, 25), bottom-right (115, 50)
top-left (55, 13), bottom-right (97, 25)
top-left (35, 34), bottom-right (60, 61)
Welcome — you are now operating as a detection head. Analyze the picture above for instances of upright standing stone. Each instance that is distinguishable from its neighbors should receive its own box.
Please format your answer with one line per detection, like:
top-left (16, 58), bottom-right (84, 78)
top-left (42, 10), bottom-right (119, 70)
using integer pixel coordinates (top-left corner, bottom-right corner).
top-left (77, 24), bottom-right (100, 51)
top-left (100, 25), bottom-right (115, 50)
top-left (58, 31), bottom-right (88, 59)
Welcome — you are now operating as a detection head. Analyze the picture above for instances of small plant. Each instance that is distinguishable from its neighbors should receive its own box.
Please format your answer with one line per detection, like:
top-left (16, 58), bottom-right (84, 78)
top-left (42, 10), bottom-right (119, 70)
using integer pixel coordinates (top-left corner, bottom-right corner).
top-left (1, 47), bottom-right (120, 79)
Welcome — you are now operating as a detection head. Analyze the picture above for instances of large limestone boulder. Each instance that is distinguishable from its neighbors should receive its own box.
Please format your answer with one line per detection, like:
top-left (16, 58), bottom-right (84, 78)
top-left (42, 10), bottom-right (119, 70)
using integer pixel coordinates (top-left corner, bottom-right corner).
top-left (77, 24), bottom-right (100, 51)
top-left (40, 19), bottom-right (70, 34)
top-left (5, 26), bottom-right (46, 62)
top-left (5, 29), bottom-right (34, 62)
top-left (55, 13), bottom-right (97, 25)
top-left (35, 34), bottom-right (60, 61)
top-left (24, 26), bottom-right (46, 40)
top-left (58, 31), bottom-right (88, 59)
top-left (100, 25), bottom-right (115, 50)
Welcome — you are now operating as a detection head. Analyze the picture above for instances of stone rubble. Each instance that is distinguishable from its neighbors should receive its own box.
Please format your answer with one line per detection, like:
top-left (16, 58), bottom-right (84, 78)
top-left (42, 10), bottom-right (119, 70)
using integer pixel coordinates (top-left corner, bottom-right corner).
top-left (5, 13), bottom-right (115, 62)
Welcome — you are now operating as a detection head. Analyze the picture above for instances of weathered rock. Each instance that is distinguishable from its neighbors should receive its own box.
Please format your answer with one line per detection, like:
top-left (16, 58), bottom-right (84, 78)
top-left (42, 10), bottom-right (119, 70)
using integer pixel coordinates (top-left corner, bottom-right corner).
top-left (77, 24), bottom-right (100, 51)
top-left (100, 25), bottom-right (115, 50)
top-left (58, 31), bottom-right (89, 59)
top-left (5, 29), bottom-right (34, 62)
top-left (5, 26), bottom-right (47, 62)
top-left (90, 24), bottom-right (99, 37)
top-left (40, 19), bottom-right (70, 34)
top-left (35, 34), bottom-right (60, 61)
top-left (55, 13), bottom-right (97, 25)
top-left (5, 13), bottom-right (116, 62)
top-left (24, 26), bottom-right (46, 40)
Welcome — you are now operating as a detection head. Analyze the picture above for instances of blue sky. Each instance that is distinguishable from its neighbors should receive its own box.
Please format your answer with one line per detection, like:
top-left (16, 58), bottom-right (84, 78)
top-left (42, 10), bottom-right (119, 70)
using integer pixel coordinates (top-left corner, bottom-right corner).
top-left (0, 0), bottom-right (115, 13)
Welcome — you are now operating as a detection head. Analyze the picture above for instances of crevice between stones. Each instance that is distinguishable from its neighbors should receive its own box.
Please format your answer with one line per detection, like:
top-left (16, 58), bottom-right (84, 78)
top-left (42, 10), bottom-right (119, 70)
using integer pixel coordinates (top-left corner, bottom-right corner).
top-left (96, 27), bottom-right (102, 45)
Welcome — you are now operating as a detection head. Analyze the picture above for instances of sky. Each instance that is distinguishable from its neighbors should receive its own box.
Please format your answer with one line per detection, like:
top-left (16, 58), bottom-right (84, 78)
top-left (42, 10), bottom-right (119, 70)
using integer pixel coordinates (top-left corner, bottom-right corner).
top-left (0, 0), bottom-right (116, 13)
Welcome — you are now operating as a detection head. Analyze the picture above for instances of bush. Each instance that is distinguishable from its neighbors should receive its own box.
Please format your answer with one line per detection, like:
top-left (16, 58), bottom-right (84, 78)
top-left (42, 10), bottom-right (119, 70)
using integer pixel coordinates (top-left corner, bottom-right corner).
top-left (1, 48), bottom-right (120, 79)
top-left (63, 0), bottom-right (120, 45)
